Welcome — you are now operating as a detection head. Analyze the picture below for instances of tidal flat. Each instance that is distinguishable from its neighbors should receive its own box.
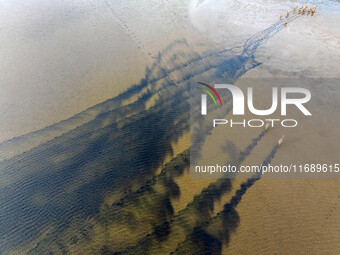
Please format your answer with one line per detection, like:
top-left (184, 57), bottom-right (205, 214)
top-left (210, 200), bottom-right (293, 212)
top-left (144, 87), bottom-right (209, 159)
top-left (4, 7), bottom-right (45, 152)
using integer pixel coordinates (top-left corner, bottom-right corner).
top-left (0, 0), bottom-right (339, 254)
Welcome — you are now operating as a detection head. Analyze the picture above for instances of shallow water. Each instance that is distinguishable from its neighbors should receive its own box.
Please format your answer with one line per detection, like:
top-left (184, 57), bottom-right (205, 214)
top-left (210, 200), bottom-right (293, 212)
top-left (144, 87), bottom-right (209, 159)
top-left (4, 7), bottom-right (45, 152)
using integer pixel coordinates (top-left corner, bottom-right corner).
top-left (0, 0), bottom-right (339, 254)
top-left (1, 0), bottom-right (339, 141)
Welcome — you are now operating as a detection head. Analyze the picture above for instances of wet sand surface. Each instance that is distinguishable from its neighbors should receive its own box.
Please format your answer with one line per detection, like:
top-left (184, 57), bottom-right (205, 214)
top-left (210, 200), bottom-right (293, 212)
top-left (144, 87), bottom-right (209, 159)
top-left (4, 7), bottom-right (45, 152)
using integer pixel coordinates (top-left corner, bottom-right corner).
top-left (0, 0), bottom-right (339, 254)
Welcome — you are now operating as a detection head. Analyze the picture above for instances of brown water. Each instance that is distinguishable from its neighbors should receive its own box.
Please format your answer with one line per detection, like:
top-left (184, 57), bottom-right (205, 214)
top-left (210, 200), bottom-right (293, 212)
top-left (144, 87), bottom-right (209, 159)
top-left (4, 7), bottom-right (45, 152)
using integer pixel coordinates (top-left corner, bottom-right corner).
top-left (0, 0), bottom-right (339, 254)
